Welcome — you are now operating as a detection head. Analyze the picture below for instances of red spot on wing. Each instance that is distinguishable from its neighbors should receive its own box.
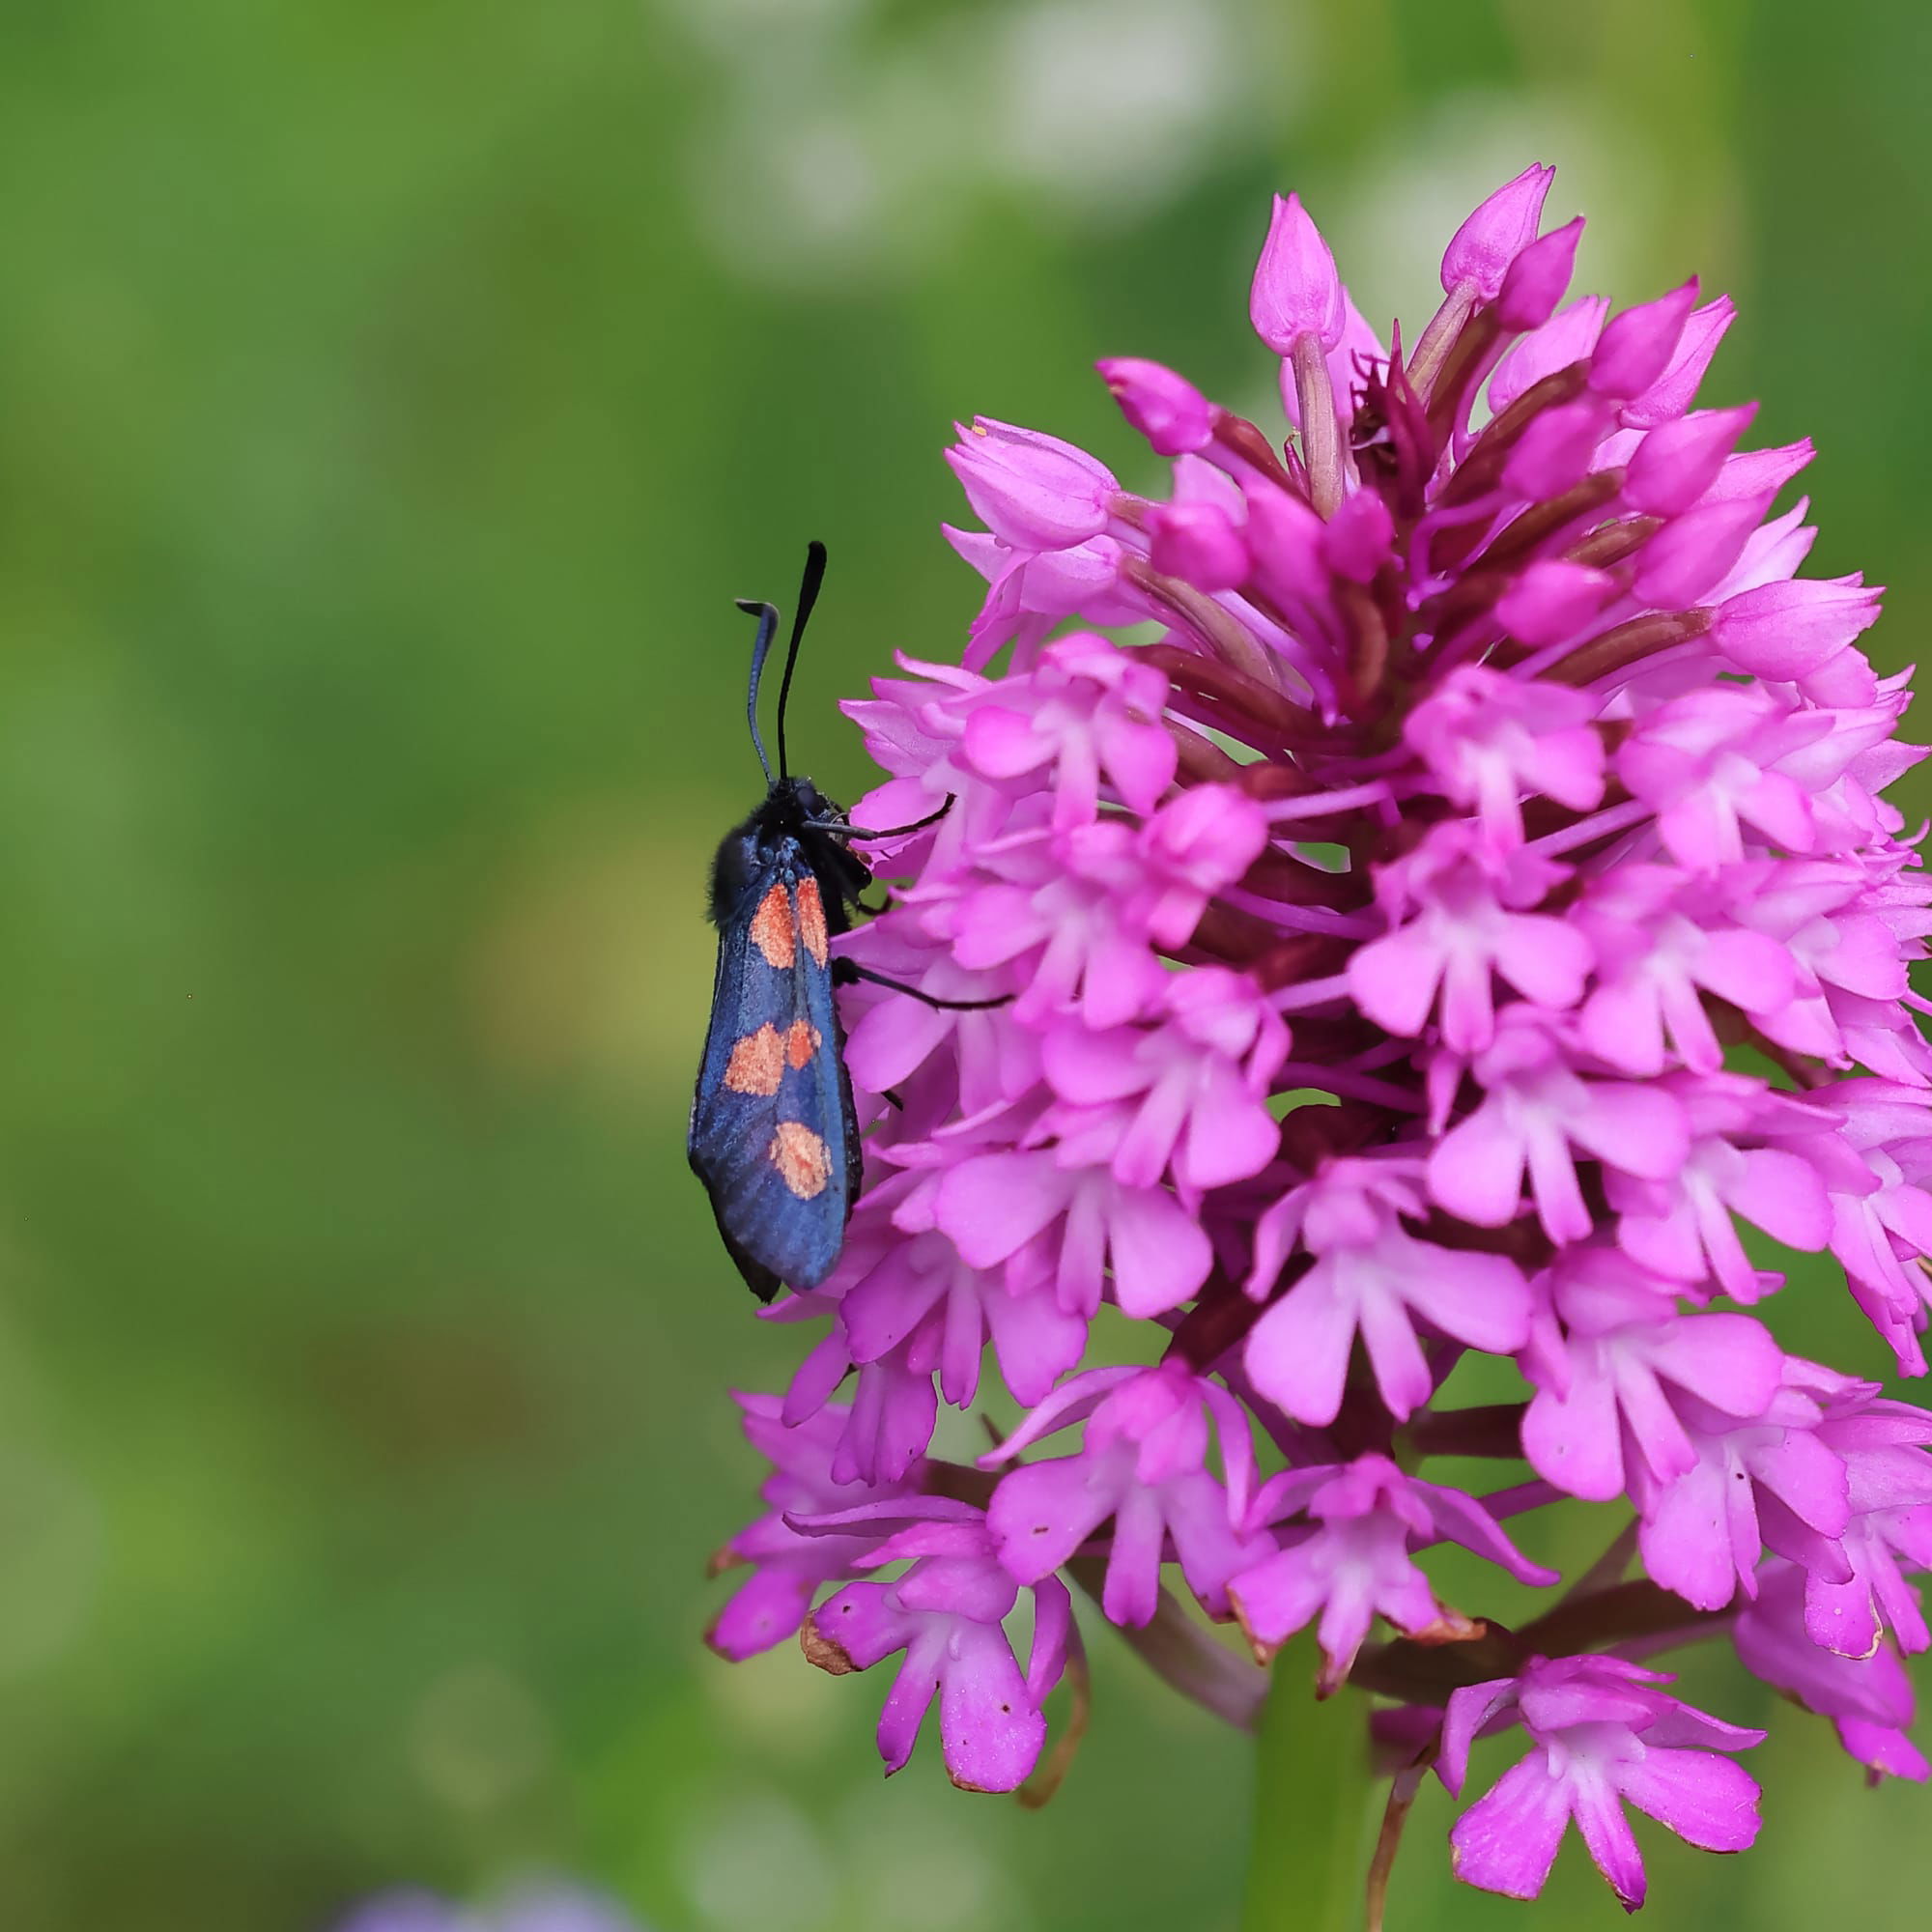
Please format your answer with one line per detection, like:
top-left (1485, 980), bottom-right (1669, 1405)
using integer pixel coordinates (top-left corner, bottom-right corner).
top-left (795, 877), bottom-right (830, 967)
top-left (749, 883), bottom-right (796, 968)
top-left (783, 1021), bottom-right (821, 1069)
top-left (769, 1122), bottom-right (832, 1199)
top-left (724, 1024), bottom-right (786, 1096)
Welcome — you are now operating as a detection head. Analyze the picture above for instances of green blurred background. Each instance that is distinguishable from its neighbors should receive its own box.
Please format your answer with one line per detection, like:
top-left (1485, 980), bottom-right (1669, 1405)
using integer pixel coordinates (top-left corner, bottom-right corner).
top-left (1, 0), bottom-right (1928, 1926)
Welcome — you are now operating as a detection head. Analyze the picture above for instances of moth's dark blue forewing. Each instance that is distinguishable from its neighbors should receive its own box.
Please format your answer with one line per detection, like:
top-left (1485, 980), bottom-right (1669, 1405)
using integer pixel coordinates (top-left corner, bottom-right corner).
top-left (688, 812), bottom-right (866, 1301)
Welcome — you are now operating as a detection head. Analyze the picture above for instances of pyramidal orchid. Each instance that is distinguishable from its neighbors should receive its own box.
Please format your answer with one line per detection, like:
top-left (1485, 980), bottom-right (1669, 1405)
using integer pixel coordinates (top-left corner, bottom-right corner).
top-left (705, 163), bottom-right (1932, 1918)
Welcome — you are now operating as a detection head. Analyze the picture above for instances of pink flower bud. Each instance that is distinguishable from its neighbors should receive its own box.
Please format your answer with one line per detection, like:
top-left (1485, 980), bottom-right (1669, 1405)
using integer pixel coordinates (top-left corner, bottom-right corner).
top-left (1622, 297), bottom-right (1736, 428)
top-left (1634, 492), bottom-right (1774, 609)
top-left (1250, 192), bottom-right (1345, 354)
top-left (1495, 559), bottom-right (1619, 646)
top-left (1441, 163), bottom-right (1556, 299)
top-left (1713, 576), bottom-right (1883, 679)
top-left (946, 417), bottom-right (1119, 551)
top-left (1140, 785), bottom-right (1271, 947)
top-left (1623, 404), bottom-right (1759, 517)
top-left (1242, 478), bottom-right (1327, 603)
top-left (1588, 280), bottom-right (1700, 401)
top-left (1321, 489), bottom-right (1394, 584)
top-left (1489, 296), bottom-right (1608, 414)
top-left (1097, 356), bottom-right (1213, 455)
top-left (1497, 215), bottom-right (1584, 331)
top-left (1502, 400), bottom-right (1604, 499)
top-left (1148, 500), bottom-right (1249, 591)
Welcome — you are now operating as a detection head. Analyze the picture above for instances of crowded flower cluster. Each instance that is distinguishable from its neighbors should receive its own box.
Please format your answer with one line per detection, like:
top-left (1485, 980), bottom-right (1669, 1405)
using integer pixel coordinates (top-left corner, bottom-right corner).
top-left (705, 165), bottom-right (1932, 1910)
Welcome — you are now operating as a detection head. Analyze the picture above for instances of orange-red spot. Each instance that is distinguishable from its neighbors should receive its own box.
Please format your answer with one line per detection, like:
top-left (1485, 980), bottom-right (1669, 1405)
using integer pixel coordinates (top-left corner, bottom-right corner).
top-left (769, 1122), bottom-right (832, 1199)
top-left (749, 883), bottom-right (796, 968)
top-left (795, 876), bottom-right (829, 967)
top-left (724, 1024), bottom-right (786, 1096)
top-left (784, 1021), bottom-right (821, 1069)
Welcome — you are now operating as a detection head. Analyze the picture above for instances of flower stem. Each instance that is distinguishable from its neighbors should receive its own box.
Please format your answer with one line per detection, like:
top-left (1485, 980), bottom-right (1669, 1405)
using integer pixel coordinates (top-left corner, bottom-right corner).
top-left (1241, 1633), bottom-right (1378, 1932)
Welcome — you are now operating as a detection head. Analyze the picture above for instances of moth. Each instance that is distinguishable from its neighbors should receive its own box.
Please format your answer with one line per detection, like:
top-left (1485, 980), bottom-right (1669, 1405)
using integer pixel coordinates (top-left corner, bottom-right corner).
top-left (688, 543), bottom-right (974, 1301)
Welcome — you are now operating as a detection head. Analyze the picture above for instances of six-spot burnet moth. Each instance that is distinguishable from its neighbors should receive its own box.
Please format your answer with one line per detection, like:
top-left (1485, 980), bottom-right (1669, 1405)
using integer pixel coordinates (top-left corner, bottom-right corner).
top-left (688, 543), bottom-right (991, 1302)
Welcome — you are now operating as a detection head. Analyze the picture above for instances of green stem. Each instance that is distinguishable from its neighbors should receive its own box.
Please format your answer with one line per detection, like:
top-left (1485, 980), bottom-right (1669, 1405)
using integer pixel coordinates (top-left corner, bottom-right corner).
top-left (1241, 1633), bottom-right (1378, 1932)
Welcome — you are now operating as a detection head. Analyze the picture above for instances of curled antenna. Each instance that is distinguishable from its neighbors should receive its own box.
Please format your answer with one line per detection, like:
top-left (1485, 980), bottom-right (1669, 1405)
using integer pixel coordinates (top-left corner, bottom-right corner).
top-left (734, 596), bottom-right (780, 784)
top-left (735, 541), bottom-right (826, 785)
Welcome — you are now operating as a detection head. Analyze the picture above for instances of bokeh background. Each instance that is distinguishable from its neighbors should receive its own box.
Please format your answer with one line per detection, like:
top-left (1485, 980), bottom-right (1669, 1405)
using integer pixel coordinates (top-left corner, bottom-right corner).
top-left (2, 0), bottom-right (1929, 1927)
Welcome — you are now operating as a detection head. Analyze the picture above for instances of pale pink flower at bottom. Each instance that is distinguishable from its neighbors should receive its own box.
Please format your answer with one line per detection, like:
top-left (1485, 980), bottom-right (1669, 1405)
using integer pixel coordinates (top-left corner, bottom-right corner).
top-left (803, 1511), bottom-right (1070, 1793)
top-left (1442, 1656), bottom-right (1764, 1909)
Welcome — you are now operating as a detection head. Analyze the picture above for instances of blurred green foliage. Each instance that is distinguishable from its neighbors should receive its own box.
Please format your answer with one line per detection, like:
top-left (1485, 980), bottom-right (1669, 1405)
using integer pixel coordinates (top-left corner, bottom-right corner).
top-left (0, 1), bottom-right (1927, 1927)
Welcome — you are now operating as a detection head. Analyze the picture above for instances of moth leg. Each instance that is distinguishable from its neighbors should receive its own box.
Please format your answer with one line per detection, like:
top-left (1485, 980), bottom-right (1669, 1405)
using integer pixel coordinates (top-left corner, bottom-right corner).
top-left (832, 959), bottom-right (1011, 1010)
top-left (808, 795), bottom-right (955, 840)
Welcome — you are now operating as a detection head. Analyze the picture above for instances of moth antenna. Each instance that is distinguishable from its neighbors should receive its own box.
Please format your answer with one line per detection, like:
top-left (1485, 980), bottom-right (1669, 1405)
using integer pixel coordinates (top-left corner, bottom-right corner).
top-left (773, 539), bottom-right (828, 782)
top-left (734, 596), bottom-right (780, 785)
